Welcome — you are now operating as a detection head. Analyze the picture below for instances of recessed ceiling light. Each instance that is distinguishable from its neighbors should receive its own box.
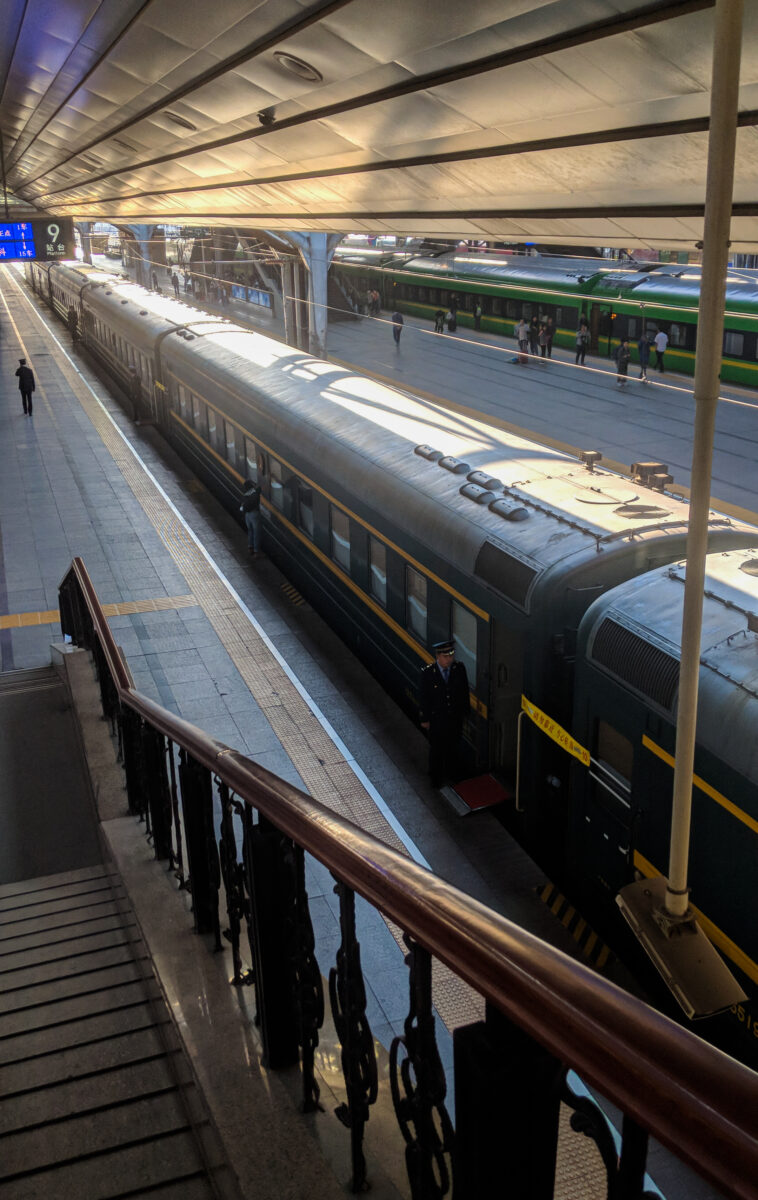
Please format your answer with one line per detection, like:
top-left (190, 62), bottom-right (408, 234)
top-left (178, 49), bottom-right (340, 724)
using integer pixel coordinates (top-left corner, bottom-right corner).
top-left (165, 111), bottom-right (197, 132)
top-left (273, 51), bottom-right (322, 82)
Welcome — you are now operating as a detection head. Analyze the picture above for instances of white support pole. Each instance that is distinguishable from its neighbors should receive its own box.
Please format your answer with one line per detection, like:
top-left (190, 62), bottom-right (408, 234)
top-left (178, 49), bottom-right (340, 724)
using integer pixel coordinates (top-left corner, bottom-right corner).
top-left (665, 0), bottom-right (744, 918)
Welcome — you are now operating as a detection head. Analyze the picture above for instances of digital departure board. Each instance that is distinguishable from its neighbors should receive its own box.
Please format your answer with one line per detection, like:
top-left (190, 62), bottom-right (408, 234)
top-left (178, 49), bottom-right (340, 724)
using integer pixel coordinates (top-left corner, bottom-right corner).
top-left (0, 218), bottom-right (74, 261)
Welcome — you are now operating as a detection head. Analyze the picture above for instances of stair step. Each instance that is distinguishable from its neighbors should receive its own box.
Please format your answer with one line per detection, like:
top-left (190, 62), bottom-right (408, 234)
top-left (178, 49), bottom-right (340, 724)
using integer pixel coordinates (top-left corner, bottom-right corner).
top-left (0, 1053), bottom-right (187, 1134)
top-left (0, 863), bottom-right (113, 901)
top-left (0, 938), bottom-right (144, 994)
top-left (0, 1023), bottom-right (169, 1095)
top-left (0, 997), bottom-right (166, 1065)
top-left (0, 958), bottom-right (149, 1017)
top-left (0, 1090), bottom-right (193, 1177)
top-left (0, 978), bottom-right (160, 1041)
top-left (0, 872), bottom-right (117, 913)
top-left (0, 922), bottom-right (139, 973)
top-left (0, 895), bottom-right (127, 940)
top-left (0, 879), bottom-right (124, 922)
top-left (0, 1126), bottom-right (206, 1199)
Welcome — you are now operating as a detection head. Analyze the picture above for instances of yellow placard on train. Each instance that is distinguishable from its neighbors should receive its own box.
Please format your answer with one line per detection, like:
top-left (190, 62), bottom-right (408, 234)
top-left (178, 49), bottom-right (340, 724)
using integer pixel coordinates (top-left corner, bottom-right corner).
top-left (521, 695), bottom-right (590, 767)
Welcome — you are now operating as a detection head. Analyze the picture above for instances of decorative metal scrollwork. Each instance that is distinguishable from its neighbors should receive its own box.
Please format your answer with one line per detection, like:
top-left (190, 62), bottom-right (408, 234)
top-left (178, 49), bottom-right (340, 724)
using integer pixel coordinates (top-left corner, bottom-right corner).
top-left (390, 934), bottom-right (454, 1200)
top-left (291, 845), bottom-right (324, 1113)
top-left (561, 1072), bottom-right (659, 1200)
top-left (329, 880), bottom-right (378, 1193)
top-left (217, 780), bottom-right (253, 985)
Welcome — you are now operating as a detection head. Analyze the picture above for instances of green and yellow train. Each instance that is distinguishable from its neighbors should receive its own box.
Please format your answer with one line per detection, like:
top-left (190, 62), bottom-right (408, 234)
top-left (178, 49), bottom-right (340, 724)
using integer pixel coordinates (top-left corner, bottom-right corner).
top-left (332, 249), bottom-right (758, 386)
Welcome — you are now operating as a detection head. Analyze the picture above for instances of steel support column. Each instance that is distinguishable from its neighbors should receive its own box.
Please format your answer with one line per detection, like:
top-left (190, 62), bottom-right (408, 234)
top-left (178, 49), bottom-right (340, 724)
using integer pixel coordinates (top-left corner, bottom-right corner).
top-left (666, 0), bottom-right (744, 917)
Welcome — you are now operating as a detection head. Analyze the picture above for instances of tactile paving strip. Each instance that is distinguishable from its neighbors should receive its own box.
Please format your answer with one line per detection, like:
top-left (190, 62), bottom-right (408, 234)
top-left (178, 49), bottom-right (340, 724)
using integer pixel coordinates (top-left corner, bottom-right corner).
top-left (0, 595), bottom-right (197, 629)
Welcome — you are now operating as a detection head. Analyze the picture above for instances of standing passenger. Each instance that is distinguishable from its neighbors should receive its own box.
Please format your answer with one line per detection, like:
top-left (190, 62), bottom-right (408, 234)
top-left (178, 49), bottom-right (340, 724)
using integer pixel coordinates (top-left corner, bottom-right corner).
top-left (15, 358), bottom-right (35, 416)
top-left (171, 271), bottom-right (180, 298)
top-left (575, 320), bottom-right (589, 365)
top-left (434, 309), bottom-right (446, 333)
top-left (637, 334), bottom-right (651, 381)
top-left (392, 310), bottom-right (404, 345)
top-left (240, 478), bottom-right (262, 556)
top-left (528, 317), bottom-right (540, 357)
top-left (545, 316), bottom-right (555, 358)
top-left (654, 328), bottom-right (668, 372)
top-left (614, 339), bottom-right (631, 388)
top-left (538, 322), bottom-right (549, 362)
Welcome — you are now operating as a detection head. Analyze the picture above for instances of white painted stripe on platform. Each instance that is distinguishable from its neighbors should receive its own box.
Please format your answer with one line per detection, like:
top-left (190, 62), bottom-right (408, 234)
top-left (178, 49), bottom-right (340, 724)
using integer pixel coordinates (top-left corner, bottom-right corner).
top-left (7, 267), bottom-right (430, 869)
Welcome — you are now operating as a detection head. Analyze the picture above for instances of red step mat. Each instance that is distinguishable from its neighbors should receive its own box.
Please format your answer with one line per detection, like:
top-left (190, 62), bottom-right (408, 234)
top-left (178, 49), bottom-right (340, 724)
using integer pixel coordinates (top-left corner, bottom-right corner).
top-left (450, 774), bottom-right (512, 812)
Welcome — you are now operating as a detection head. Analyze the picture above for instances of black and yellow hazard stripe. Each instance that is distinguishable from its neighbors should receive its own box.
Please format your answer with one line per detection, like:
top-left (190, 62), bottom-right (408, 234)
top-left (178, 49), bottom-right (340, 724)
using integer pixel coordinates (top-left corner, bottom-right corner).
top-left (280, 582), bottom-right (305, 607)
top-left (537, 882), bottom-right (613, 970)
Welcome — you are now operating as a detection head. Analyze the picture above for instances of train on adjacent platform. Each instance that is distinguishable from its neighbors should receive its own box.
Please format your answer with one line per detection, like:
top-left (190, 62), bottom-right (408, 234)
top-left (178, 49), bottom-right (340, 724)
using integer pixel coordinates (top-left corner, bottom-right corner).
top-left (25, 258), bottom-right (758, 1064)
top-left (332, 249), bottom-right (758, 387)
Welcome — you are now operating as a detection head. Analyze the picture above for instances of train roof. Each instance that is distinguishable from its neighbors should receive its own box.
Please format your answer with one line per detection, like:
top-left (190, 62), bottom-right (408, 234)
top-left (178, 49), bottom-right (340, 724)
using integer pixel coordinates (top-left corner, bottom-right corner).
top-left (579, 548), bottom-right (758, 782)
top-left (69, 264), bottom-right (752, 613)
top-left (400, 252), bottom-right (600, 291)
top-left (158, 314), bottom-right (749, 609)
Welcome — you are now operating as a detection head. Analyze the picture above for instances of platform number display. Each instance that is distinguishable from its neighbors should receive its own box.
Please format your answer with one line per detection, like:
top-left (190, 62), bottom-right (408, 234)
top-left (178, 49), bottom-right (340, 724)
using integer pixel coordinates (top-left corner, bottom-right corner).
top-left (0, 217), bottom-right (73, 261)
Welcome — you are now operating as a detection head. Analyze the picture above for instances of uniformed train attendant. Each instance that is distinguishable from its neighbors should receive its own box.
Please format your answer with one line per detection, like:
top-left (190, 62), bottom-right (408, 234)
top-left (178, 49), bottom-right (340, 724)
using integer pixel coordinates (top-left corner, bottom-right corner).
top-left (419, 640), bottom-right (470, 788)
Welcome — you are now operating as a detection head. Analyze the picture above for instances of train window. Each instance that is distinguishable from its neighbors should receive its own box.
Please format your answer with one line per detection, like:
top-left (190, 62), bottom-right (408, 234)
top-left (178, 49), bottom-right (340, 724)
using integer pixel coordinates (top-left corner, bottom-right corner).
top-left (270, 459), bottom-right (284, 510)
top-left (406, 566), bottom-right (427, 643)
top-left (555, 307), bottom-right (563, 326)
top-left (177, 385), bottom-right (191, 421)
top-left (330, 506), bottom-right (350, 570)
top-left (224, 420), bottom-right (237, 465)
top-left (245, 437), bottom-right (258, 481)
top-left (522, 303), bottom-right (532, 319)
top-left (669, 323), bottom-right (687, 348)
top-left (506, 299), bottom-right (519, 319)
top-left (417, 287), bottom-right (428, 303)
top-left (207, 407), bottom-right (218, 448)
top-left (461, 293), bottom-right (473, 311)
top-left (627, 318), bottom-right (637, 340)
top-left (369, 538), bottom-right (387, 606)
top-left (296, 481), bottom-right (314, 539)
top-left (724, 330), bottom-right (744, 357)
top-left (491, 298), bottom-right (503, 316)
top-left (192, 395), bottom-right (206, 437)
top-left (452, 602), bottom-right (477, 687)
top-left (596, 721), bottom-right (633, 785)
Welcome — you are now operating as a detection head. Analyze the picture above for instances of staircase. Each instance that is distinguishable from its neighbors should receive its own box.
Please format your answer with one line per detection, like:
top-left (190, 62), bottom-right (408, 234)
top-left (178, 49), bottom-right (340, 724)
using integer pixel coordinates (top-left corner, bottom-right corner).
top-left (0, 665), bottom-right (242, 1200)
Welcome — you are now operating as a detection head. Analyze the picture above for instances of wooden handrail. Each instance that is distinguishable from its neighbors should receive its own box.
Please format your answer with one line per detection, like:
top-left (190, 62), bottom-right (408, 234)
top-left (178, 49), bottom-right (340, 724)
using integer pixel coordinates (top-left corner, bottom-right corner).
top-left (63, 556), bottom-right (758, 1199)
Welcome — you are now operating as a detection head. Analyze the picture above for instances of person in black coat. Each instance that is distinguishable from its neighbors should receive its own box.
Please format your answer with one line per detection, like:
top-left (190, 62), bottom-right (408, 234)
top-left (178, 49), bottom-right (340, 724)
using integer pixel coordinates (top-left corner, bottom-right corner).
top-left (15, 358), bottom-right (35, 416)
top-left (419, 640), bottom-right (470, 788)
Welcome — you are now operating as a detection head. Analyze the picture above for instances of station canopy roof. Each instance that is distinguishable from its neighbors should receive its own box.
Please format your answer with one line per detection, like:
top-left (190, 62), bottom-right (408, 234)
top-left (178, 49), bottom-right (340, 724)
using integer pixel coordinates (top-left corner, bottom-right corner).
top-left (1, 0), bottom-right (758, 251)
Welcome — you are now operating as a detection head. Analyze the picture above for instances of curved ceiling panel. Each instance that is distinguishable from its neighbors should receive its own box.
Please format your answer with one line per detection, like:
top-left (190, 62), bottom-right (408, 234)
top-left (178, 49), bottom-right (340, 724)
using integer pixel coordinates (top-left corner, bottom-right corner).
top-left (0, 0), bottom-right (756, 249)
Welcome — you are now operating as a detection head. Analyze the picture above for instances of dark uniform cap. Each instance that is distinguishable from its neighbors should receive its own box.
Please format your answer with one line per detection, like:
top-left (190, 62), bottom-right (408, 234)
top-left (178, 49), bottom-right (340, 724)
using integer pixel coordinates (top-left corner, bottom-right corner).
top-left (432, 640), bottom-right (455, 654)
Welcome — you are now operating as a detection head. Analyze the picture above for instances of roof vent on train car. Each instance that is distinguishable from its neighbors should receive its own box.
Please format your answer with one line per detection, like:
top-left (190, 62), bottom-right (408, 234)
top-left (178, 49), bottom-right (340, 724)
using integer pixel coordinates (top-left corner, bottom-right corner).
top-left (631, 461), bottom-right (667, 484)
top-left (474, 540), bottom-right (538, 609)
top-left (460, 483), bottom-right (496, 505)
top-left (415, 444), bottom-right (443, 462)
top-left (739, 558), bottom-right (758, 578)
top-left (468, 470), bottom-right (503, 490)
top-left (591, 618), bottom-right (679, 709)
top-left (120, 299), bottom-right (128, 304)
top-left (747, 612), bottom-right (758, 633)
top-left (580, 450), bottom-right (602, 472)
top-left (489, 498), bottom-right (529, 522)
top-left (140, 310), bottom-right (147, 315)
top-left (438, 456), bottom-right (470, 475)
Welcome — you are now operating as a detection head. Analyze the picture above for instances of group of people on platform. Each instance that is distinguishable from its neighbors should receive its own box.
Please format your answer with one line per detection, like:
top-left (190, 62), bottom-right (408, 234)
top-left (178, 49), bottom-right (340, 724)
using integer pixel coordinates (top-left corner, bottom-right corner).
top-left (514, 315), bottom-right (556, 363)
top-left (510, 311), bottom-right (670, 381)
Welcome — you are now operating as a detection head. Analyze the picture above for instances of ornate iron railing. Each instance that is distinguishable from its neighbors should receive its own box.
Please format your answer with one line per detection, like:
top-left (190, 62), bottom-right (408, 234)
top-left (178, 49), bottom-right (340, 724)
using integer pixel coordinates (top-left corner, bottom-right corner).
top-left (59, 557), bottom-right (758, 1200)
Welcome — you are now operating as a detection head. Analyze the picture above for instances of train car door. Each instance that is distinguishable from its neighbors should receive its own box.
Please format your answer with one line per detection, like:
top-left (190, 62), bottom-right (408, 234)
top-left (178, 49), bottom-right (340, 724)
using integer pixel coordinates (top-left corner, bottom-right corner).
top-left (589, 304), bottom-right (612, 356)
top-left (488, 622), bottom-right (524, 782)
top-left (580, 715), bottom-right (636, 898)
